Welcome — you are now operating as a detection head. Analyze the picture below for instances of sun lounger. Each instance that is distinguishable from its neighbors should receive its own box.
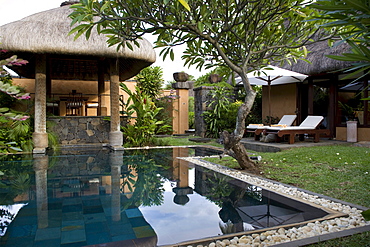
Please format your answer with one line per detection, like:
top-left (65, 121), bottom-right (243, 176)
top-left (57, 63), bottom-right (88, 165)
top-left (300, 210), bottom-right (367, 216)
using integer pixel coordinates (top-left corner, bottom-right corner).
top-left (264, 116), bottom-right (330, 144)
top-left (246, 115), bottom-right (297, 140)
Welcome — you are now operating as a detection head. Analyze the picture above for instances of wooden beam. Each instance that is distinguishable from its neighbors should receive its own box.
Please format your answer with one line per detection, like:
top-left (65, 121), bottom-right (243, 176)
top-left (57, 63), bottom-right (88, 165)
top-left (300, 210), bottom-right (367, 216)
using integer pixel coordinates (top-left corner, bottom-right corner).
top-left (328, 74), bottom-right (337, 138)
top-left (308, 78), bottom-right (314, 115)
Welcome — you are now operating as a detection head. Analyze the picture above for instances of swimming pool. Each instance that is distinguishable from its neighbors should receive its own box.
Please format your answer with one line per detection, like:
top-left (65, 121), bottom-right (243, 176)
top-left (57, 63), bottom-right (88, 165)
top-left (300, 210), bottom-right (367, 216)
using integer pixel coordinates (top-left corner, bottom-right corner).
top-left (0, 147), bottom-right (334, 246)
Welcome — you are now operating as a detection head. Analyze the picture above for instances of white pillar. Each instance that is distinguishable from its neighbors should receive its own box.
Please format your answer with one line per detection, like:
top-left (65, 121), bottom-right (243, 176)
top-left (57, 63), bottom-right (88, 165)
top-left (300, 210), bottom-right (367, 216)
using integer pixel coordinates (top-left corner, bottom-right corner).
top-left (33, 54), bottom-right (48, 153)
top-left (109, 59), bottom-right (123, 149)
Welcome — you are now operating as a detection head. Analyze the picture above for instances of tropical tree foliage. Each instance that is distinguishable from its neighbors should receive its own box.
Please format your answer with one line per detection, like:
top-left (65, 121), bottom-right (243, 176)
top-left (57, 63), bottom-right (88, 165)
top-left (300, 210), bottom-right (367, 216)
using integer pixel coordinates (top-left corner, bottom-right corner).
top-left (310, 0), bottom-right (370, 79)
top-left (69, 0), bottom-right (330, 171)
top-left (121, 150), bottom-right (165, 209)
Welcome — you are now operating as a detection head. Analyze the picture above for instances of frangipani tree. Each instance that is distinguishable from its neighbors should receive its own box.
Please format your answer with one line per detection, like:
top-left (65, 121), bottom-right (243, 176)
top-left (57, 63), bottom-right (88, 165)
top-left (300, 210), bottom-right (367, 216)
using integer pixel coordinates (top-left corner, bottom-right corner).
top-left (69, 0), bottom-right (331, 171)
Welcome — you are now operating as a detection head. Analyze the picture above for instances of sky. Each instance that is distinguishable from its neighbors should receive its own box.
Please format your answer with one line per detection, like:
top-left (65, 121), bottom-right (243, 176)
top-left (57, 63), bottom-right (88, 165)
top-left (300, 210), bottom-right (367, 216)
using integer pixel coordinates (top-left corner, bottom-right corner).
top-left (0, 0), bottom-right (210, 82)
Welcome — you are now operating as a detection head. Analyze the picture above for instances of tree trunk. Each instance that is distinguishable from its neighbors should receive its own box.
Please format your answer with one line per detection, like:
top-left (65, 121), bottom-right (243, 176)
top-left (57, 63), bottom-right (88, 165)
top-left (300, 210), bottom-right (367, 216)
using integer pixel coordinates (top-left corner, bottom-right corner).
top-left (221, 83), bottom-right (259, 173)
top-left (221, 130), bottom-right (259, 173)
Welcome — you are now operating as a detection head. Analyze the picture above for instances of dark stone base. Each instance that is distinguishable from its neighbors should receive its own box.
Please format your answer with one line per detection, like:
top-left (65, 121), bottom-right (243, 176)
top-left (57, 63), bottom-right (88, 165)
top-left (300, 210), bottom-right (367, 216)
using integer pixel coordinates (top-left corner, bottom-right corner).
top-left (189, 138), bottom-right (212, 143)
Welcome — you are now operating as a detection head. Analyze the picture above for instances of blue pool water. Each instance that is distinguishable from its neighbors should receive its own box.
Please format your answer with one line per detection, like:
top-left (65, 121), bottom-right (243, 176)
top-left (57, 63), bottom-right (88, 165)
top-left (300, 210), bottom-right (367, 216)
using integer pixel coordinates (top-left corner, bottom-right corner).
top-left (0, 147), bottom-right (328, 246)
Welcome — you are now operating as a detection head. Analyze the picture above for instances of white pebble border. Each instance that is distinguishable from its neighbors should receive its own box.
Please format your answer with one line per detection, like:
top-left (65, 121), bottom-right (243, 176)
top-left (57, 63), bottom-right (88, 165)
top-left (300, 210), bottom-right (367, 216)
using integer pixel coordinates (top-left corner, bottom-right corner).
top-left (180, 156), bottom-right (369, 247)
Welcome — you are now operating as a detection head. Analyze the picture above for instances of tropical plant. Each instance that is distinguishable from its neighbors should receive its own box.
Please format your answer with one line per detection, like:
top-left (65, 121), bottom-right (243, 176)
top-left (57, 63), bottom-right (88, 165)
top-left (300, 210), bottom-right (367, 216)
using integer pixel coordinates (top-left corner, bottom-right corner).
top-left (6, 118), bottom-right (33, 152)
top-left (46, 120), bottom-right (60, 150)
top-left (0, 51), bottom-right (31, 153)
top-left (203, 87), bottom-right (234, 138)
top-left (310, 0), bottom-right (370, 81)
top-left (69, 0), bottom-right (332, 171)
top-left (0, 78), bottom-right (30, 121)
top-left (120, 83), bottom-right (171, 147)
top-left (136, 66), bottom-right (164, 99)
top-left (188, 96), bottom-right (194, 128)
top-left (245, 86), bottom-right (262, 125)
top-left (154, 91), bottom-right (179, 135)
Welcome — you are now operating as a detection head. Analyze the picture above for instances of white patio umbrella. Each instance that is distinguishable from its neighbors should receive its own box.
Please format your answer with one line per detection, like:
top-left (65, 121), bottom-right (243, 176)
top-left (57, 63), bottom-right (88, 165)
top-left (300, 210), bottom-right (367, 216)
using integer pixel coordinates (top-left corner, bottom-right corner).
top-left (236, 65), bottom-right (308, 124)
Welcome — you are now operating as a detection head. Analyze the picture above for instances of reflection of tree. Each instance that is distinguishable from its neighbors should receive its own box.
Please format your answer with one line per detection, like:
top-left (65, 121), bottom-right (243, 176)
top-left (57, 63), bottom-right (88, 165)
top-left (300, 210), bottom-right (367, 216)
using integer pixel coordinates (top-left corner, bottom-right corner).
top-left (201, 170), bottom-right (262, 234)
top-left (0, 156), bottom-right (31, 236)
top-left (0, 155), bottom-right (32, 205)
top-left (0, 154), bottom-right (33, 176)
top-left (121, 151), bottom-right (165, 209)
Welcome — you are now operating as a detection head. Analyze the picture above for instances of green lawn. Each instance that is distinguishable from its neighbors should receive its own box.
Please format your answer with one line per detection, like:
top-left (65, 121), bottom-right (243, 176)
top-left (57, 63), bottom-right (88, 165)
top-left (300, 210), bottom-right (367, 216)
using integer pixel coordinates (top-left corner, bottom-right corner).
top-left (160, 136), bottom-right (370, 246)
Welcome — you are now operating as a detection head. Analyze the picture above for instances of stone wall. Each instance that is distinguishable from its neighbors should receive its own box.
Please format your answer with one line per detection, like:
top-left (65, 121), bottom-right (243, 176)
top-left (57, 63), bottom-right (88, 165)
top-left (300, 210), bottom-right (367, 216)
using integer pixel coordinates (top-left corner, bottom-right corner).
top-left (194, 86), bottom-right (215, 137)
top-left (194, 86), bottom-right (238, 137)
top-left (48, 116), bottom-right (127, 146)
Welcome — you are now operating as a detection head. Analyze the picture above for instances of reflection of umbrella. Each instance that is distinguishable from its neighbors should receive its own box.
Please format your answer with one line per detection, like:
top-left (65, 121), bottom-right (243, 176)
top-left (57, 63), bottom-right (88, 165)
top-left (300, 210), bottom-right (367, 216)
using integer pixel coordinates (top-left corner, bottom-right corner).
top-left (236, 65), bottom-right (308, 124)
top-left (236, 196), bottom-right (304, 229)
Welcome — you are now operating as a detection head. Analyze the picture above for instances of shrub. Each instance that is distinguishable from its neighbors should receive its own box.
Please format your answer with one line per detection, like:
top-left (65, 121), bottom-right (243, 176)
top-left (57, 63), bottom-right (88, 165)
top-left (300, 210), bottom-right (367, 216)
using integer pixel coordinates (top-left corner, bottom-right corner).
top-left (203, 87), bottom-right (234, 138)
top-left (120, 83), bottom-right (171, 147)
top-left (0, 51), bottom-right (31, 153)
top-left (135, 66), bottom-right (164, 99)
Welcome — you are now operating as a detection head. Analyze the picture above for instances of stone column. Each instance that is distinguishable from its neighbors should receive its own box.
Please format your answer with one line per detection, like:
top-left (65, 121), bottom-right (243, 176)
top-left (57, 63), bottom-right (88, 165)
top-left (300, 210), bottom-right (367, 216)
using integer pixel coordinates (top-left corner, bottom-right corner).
top-left (34, 154), bottom-right (49, 228)
top-left (172, 81), bottom-right (191, 134)
top-left (194, 86), bottom-right (214, 137)
top-left (109, 59), bottom-right (123, 149)
top-left (172, 147), bottom-right (193, 205)
top-left (33, 54), bottom-right (48, 153)
top-left (110, 153), bottom-right (122, 221)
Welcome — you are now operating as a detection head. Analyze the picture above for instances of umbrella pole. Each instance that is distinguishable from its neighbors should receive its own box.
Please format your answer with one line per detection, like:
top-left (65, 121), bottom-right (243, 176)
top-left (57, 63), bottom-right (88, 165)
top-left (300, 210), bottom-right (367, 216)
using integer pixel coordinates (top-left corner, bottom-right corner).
top-left (268, 79), bottom-right (271, 125)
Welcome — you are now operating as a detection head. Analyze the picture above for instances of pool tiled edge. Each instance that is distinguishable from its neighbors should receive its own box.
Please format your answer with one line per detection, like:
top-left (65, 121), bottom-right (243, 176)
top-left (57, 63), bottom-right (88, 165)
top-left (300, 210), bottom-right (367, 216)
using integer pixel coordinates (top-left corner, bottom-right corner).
top-left (167, 156), bottom-right (369, 247)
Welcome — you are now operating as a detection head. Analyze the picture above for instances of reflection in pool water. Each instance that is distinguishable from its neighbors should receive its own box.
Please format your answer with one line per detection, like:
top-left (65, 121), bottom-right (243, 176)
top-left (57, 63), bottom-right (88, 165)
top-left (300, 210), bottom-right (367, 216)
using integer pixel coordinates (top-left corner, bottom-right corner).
top-left (0, 147), bottom-right (328, 246)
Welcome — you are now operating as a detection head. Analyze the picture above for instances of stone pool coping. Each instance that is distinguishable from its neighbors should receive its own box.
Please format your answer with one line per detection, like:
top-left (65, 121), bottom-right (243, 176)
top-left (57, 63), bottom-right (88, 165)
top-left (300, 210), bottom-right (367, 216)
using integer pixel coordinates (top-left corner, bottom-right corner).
top-left (159, 148), bottom-right (369, 247)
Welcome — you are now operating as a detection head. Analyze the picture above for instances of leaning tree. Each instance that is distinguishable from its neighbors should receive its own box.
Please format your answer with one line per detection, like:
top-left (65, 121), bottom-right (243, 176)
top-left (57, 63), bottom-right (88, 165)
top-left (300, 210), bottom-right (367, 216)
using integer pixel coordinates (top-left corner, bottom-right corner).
top-left (69, 0), bottom-right (332, 172)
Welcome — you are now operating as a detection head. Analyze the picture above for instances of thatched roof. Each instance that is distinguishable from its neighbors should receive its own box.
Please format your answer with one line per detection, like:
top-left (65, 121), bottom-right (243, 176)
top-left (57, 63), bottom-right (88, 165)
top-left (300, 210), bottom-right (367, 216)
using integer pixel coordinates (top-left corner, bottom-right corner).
top-left (0, 4), bottom-right (156, 80)
top-left (280, 40), bottom-right (353, 76)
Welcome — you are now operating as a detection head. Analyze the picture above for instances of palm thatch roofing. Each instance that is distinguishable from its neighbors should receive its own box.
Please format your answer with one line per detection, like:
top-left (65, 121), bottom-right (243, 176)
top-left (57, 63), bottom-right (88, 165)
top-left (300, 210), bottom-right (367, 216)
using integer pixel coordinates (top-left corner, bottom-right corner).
top-left (0, 3), bottom-right (156, 81)
top-left (280, 40), bottom-right (352, 76)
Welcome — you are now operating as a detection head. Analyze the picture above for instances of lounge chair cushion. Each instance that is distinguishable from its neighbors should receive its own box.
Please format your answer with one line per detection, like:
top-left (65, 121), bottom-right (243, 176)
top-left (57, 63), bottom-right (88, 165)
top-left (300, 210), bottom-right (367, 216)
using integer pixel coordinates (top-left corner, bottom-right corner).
top-left (265, 116), bottom-right (323, 131)
top-left (247, 114), bottom-right (297, 129)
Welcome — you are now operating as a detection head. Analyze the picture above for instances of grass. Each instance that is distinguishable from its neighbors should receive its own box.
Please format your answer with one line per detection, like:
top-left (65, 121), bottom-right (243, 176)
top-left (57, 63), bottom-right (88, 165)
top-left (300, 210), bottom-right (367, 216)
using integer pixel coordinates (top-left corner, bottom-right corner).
top-left (204, 145), bottom-right (370, 208)
top-left (157, 136), bottom-right (224, 148)
top-left (162, 136), bottom-right (370, 246)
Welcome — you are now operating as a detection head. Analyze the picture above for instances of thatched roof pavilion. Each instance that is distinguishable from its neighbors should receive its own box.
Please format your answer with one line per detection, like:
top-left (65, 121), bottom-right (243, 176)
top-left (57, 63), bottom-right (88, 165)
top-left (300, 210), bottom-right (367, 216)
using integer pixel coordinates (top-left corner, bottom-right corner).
top-left (280, 39), bottom-right (370, 139)
top-left (0, 1), bottom-right (156, 152)
top-left (0, 2), bottom-right (156, 80)
top-left (281, 40), bottom-right (352, 76)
